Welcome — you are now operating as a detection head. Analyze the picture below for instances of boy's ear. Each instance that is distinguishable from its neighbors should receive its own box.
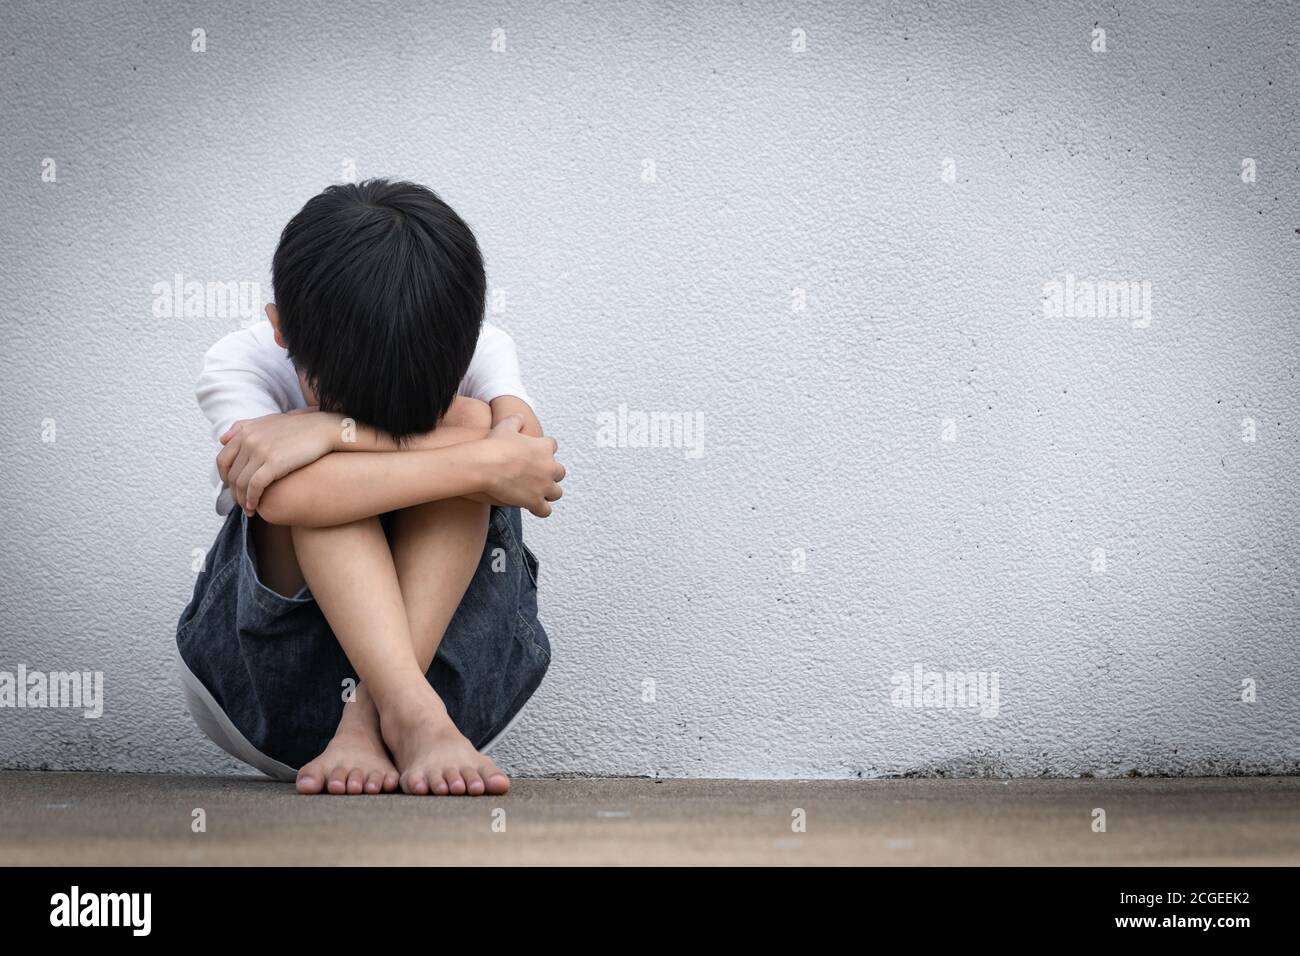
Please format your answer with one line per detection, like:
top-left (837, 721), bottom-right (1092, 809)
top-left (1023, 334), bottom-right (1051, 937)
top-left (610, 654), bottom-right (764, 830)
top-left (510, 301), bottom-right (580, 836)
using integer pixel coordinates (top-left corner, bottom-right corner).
top-left (266, 303), bottom-right (287, 348)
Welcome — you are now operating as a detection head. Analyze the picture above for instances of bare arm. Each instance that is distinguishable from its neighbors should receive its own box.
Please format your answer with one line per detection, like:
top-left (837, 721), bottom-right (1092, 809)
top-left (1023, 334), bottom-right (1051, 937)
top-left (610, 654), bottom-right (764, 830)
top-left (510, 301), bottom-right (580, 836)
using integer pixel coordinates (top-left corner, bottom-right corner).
top-left (489, 395), bottom-right (543, 437)
top-left (219, 398), bottom-right (494, 514)
top-left (256, 415), bottom-right (564, 527)
top-left (257, 442), bottom-right (487, 527)
top-left (338, 396), bottom-right (495, 451)
top-left (336, 396), bottom-right (547, 510)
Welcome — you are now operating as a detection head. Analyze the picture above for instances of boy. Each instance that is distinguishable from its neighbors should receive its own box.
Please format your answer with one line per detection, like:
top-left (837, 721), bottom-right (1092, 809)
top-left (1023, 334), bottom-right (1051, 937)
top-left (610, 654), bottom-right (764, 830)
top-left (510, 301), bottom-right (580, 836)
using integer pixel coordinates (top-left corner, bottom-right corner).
top-left (176, 179), bottom-right (564, 796)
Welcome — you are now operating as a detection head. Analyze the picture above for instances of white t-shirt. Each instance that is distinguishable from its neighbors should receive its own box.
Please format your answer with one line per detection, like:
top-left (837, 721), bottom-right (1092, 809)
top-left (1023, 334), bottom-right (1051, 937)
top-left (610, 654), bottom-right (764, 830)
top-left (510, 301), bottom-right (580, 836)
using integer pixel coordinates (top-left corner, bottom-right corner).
top-left (196, 320), bottom-right (533, 515)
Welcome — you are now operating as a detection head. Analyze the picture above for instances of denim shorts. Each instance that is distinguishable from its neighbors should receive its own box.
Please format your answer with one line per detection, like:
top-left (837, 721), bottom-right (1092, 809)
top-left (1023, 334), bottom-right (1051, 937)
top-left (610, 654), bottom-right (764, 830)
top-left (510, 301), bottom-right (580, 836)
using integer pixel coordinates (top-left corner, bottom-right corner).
top-left (175, 505), bottom-right (551, 777)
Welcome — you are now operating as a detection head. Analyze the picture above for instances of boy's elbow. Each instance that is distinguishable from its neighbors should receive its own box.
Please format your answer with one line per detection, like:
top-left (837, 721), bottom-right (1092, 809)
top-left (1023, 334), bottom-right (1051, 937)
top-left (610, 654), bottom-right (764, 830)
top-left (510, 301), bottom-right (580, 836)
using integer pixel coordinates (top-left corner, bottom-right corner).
top-left (255, 483), bottom-right (303, 527)
top-left (442, 395), bottom-right (492, 431)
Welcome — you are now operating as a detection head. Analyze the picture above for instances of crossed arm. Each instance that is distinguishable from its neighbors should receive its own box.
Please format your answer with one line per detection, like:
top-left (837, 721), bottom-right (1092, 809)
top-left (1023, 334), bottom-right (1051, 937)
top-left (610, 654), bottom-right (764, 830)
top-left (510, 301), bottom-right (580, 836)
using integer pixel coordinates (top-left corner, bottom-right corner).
top-left (216, 396), bottom-right (564, 528)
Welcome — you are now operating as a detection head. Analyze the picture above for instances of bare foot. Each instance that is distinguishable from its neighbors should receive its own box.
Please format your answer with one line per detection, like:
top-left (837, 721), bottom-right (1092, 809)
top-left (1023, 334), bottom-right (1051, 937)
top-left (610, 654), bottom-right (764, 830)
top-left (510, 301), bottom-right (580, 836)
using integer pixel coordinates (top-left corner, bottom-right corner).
top-left (296, 698), bottom-right (400, 795)
top-left (379, 683), bottom-right (511, 796)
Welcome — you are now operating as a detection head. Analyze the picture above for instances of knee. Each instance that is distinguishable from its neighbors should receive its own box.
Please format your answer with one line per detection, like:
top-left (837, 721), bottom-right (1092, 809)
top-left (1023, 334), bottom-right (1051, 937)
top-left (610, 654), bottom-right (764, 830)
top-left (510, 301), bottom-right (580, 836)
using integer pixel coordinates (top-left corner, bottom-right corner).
top-left (288, 514), bottom-right (385, 548)
top-left (442, 396), bottom-right (492, 431)
top-left (392, 495), bottom-right (490, 541)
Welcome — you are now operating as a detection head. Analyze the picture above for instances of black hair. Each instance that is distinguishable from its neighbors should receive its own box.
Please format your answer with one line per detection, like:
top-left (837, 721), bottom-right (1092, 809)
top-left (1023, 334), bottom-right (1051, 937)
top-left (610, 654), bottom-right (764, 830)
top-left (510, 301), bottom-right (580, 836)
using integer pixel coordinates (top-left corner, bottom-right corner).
top-left (271, 178), bottom-right (485, 442)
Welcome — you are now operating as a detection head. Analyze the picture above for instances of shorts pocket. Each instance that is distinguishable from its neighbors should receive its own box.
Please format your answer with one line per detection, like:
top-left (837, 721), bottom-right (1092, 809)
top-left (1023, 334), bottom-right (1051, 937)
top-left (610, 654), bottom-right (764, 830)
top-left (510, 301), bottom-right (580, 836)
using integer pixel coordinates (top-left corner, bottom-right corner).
top-left (520, 541), bottom-right (541, 589)
top-left (176, 553), bottom-right (237, 640)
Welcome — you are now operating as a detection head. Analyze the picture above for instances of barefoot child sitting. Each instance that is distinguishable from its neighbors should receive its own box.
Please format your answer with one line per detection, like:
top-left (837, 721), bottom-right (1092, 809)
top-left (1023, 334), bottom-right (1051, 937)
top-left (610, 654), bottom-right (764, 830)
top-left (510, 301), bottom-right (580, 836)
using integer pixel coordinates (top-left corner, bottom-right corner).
top-left (175, 179), bottom-right (564, 796)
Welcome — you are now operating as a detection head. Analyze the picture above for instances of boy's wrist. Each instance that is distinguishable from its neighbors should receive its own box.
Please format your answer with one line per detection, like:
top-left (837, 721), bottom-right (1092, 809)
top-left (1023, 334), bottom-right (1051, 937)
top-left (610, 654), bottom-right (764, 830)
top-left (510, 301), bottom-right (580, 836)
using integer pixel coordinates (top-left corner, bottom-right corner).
top-left (319, 411), bottom-right (352, 451)
top-left (466, 437), bottom-right (499, 495)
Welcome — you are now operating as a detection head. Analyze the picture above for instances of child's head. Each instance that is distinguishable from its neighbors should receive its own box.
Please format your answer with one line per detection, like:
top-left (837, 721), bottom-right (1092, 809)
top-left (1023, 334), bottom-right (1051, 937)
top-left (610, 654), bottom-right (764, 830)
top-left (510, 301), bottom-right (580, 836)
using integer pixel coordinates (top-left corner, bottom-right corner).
top-left (269, 178), bottom-right (485, 442)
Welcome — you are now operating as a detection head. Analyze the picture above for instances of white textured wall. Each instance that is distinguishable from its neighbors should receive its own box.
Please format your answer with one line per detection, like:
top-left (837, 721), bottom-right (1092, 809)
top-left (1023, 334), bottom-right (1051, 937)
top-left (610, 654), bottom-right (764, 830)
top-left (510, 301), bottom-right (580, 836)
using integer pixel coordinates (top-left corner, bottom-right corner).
top-left (1, 1), bottom-right (1297, 778)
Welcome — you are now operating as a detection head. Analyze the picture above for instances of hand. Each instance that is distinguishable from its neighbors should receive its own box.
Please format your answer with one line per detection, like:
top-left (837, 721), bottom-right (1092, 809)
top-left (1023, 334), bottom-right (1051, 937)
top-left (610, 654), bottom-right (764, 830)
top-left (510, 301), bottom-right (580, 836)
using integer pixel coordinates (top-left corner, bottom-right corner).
top-left (217, 411), bottom-right (343, 516)
top-left (477, 415), bottom-right (565, 517)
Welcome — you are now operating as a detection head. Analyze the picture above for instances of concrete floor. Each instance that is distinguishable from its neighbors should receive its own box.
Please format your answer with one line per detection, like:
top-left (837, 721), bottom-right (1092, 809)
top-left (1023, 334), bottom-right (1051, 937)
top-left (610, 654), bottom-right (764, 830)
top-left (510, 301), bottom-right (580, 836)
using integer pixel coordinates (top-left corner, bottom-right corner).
top-left (1, 772), bottom-right (1297, 865)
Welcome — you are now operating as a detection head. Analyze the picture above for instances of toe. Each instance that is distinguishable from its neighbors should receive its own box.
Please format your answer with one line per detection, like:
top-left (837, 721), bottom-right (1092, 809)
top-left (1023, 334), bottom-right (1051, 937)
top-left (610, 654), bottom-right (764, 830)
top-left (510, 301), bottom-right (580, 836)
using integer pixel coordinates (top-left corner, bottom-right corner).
top-left (444, 769), bottom-right (467, 796)
top-left (382, 770), bottom-right (401, 793)
top-left (481, 764), bottom-right (511, 795)
top-left (296, 760), bottom-right (326, 795)
top-left (428, 773), bottom-right (450, 795)
top-left (326, 766), bottom-right (349, 795)
top-left (346, 768), bottom-right (365, 795)
top-left (402, 770), bottom-right (430, 796)
top-left (461, 767), bottom-right (485, 796)
top-left (364, 770), bottom-right (385, 794)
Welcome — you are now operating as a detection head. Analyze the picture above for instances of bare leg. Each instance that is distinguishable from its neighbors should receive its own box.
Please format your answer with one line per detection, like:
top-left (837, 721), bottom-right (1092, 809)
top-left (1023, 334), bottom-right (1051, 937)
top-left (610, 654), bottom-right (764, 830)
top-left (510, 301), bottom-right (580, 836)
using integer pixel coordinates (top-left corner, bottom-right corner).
top-left (259, 397), bottom-right (509, 796)
top-left (248, 518), bottom-right (399, 794)
top-left (253, 500), bottom-right (497, 795)
top-left (385, 497), bottom-right (510, 795)
top-left (259, 517), bottom-right (402, 795)
top-left (289, 502), bottom-right (510, 796)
